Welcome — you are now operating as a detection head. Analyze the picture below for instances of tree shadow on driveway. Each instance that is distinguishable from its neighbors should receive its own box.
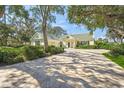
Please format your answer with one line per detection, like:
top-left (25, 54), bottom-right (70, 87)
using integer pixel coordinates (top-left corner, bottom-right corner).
top-left (0, 49), bottom-right (124, 88)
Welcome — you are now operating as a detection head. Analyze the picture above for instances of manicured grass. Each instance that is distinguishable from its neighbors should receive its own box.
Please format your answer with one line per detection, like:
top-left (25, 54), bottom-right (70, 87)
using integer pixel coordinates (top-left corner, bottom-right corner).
top-left (103, 53), bottom-right (124, 68)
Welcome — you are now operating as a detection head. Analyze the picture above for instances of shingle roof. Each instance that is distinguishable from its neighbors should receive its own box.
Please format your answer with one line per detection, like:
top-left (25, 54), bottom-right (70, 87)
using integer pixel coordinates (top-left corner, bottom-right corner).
top-left (60, 33), bottom-right (93, 41)
top-left (31, 32), bottom-right (94, 41)
top-left (71, 33), bottom-right (93, 41)
top-left (31, 32), bottom-right (59, 41)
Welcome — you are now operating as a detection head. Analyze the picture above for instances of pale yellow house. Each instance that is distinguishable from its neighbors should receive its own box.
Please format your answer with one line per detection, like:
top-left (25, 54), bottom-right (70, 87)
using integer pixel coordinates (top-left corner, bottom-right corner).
top-left (31, 32), bottom-right (94, 48)
top-left (30, 32), bottom-right (60, 47)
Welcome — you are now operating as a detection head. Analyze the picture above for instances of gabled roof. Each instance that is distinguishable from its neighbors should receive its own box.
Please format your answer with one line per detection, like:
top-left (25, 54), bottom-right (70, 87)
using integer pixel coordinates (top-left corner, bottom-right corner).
top-left (31, 32), bottom-right (59, 41)
top-left (31, 32), bottom-right (94, 41)
top-left (60, 33), bottom-right (93, 41)
top-left (60, 35), bottom-right (75, 40)
top-left (71, 33), bottom-right (93, 41)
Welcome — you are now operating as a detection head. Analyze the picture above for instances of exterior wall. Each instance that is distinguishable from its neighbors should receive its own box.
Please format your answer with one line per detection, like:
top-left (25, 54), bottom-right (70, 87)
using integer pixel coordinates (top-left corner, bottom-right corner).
top-left (62, 38), bottom-right (76, 48)
top-left (63, 41), bottom-right (76, 48)
top-left (31, 40), bottom-right (94, 48)
top-left (40, 42), bottom-right (44, 45)
top-left (31, 40), bottom-right (60, 46)
top-left (31, 41), bottom-right (35, 46)
top-left (48, 40), bottom-right (60, 47)
top-left (31, 39), bottom-right (44, 46)
top-left (89, 40), bottom-right (94, 45)
top-left (31, 32), bottom-right (94, 48)
top-left (63, 42), bottom-right (68, 48)
top-left (31, 34), bottom-right (94, 48)
top-left (73, 41), bottom-right (76, 48)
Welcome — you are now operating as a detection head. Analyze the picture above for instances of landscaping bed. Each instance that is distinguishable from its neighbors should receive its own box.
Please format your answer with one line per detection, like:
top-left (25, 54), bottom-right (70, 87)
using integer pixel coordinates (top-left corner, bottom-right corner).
top-left (0, 45), bottom-right (64, 66)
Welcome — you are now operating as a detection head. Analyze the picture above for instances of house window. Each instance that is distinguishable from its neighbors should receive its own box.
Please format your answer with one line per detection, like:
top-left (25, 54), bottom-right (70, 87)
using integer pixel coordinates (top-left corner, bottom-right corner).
top-left (35, 41), bottom-right (40, 46)
top-left (76, 41), bottom-right (89, 47)
top-left (81, 41), bottom-right (89, 45)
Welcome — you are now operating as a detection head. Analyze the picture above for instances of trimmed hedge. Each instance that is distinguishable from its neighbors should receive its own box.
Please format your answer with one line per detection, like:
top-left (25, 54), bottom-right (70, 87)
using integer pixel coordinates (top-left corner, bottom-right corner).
top-left (94, 41), bottom-right (117, 50)
top-left (76, 42), bottom-right (117, 50)
top-left (47, 45), bottom-right (64, 54)
top-left (0, 47), bottom-right (24, 65)
top-left (22, 46), bottom-right (46, 60)
top-left (76, 45), bottom-right (95, 49)
top-left (0, 45), bottom-right (64, 65)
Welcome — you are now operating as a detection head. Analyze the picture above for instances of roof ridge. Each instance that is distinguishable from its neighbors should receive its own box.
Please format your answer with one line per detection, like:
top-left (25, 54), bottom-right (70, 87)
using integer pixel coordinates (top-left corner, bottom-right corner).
top-left (70, 32), bottom-right (90, 35)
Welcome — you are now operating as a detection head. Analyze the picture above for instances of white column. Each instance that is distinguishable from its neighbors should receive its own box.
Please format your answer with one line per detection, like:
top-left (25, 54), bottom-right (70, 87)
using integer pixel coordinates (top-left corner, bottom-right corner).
top-left (89, 41), bottom-right (94, 45)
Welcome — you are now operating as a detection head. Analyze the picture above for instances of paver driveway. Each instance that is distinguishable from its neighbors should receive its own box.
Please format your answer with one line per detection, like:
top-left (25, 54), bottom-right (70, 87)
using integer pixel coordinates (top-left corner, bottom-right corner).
top-left (0, 49), bottom-right (124, 88)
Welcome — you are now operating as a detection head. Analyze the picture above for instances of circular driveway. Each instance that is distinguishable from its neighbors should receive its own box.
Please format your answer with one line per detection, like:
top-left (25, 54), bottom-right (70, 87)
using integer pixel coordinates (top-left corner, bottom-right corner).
top-left (0, 49), bottom-right (124, 88)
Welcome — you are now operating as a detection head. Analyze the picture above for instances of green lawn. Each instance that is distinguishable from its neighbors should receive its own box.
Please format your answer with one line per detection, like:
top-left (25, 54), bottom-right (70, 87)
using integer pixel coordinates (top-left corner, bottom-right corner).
top-left (103, 53), bottom-right (124, 68)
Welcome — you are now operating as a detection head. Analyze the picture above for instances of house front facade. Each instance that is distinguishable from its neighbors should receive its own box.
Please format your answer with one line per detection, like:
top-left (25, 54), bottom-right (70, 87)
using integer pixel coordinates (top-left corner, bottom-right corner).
top-left (31, 32), bottom-right (94, 48)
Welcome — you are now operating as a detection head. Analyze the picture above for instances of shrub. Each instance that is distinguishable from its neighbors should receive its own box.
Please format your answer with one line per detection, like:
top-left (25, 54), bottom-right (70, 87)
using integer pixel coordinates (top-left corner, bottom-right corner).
top-left (22, 46), bottom-right (45, 60)
top-left (0, 47), bottom-right (23, 64)
top-left (14, 55), bottom-right (24, 63)
top-left (7, 45), bottom-right (24, 48)
top-left (94, 40), bottom-right (112, 49)
top-left (0, 45), bottom-right (64, 65)
top-left (110, 44), bottom-right (124, 55)
top-left (0, 46), bottom-right (45, 64)
top-left (47, 45), bottom-right (64, 54)
top-left (76, 42), bottom-right (119, 50)
top-left (76, 45), bottom-right (95, 49)
top-left (56, 46), bottom-right (64, 53)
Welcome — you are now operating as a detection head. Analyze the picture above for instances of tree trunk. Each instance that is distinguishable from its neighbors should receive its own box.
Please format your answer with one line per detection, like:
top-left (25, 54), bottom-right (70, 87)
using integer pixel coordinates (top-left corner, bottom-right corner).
top-left (0, 6), bottom-right (4, 18)
top-left (4, 6), bottom-right (7, 46)
top-left (42, 20), bottom-right (48, 52)
top-left (112, 37), bottom-right (117, 43)
top-left (4, 6), bottom-right (6, 24)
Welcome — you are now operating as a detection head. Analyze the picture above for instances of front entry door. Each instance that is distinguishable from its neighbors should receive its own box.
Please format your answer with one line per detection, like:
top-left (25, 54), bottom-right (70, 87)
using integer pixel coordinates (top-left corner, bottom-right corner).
top-left (68, 42), bottom-right (70, 48)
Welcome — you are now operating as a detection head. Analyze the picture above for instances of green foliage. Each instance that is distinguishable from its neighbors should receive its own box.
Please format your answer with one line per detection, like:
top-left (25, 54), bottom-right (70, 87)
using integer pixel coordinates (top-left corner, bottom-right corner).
top-left (22, 46), bottom-right (45, 60)
top-left (76, 39), bottom-right (112, 49)
top-left (48, 26), bottom-right (67, 38)
top-left (67, 6), bottom-right (124, 30)
top-left (110, 44), bottom-right (124, 55)
top-left (103, 43), bottom-right (124, 68)
top-left (67, 6), bottom-right (124, 40)
top-left (0, 45), bottom-right (64, 65)
top-left (31, 5), bottom-right (65, 51)
top-left (103, 53), bottom-right (124, 68)
top-left (0, 5), bottom-right (35, 46)
top-left (0, 5), bottom-right (4, 17)
top-left (47, 45), bottom-right (64, 54)
top-left (0, 47), bottom-right (24, 65)
top-left (0, 23), bottom-right (16, 46)
top-left (76, 40), bottom-right (119, 50)
top-left (94, 40), bottom-right (114, 49)
top-left (76, 45), bottom-right (95, 49)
